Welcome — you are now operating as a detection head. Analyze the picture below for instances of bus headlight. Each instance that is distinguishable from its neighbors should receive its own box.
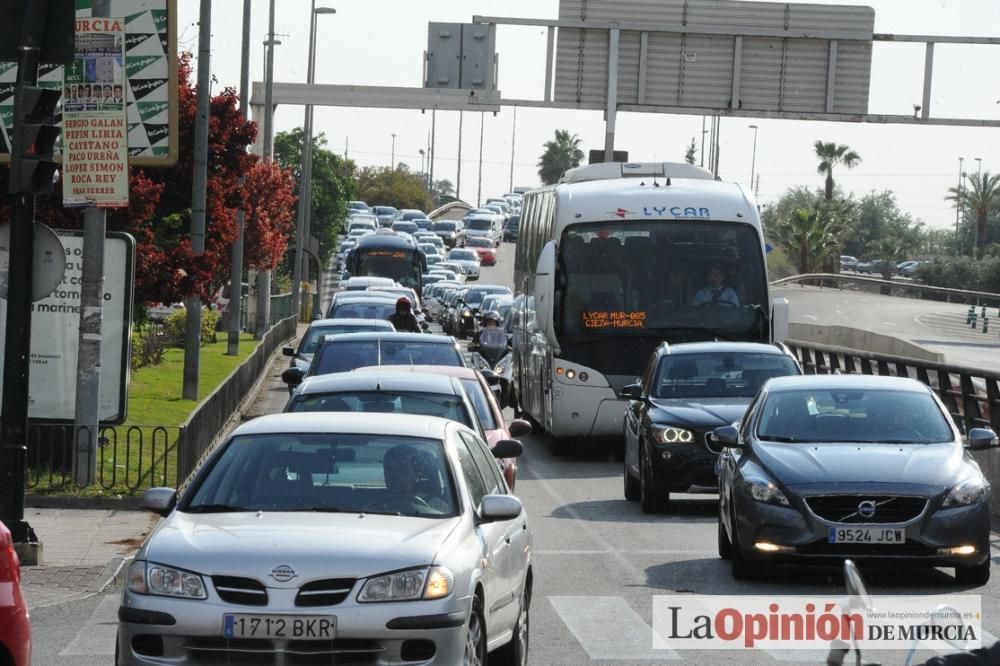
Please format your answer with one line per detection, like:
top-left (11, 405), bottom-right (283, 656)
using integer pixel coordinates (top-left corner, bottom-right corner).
top-left (651, 426), bottom-right (694, 444)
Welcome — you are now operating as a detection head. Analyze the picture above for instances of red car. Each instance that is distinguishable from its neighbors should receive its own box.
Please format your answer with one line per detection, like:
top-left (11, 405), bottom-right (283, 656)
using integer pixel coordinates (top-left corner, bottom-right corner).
top-left (372, 365), bottom-right (531, 490)
top-left (0, 521), bottom-right (30, 666)
top-left (467, 238), bottom-right (498, 266)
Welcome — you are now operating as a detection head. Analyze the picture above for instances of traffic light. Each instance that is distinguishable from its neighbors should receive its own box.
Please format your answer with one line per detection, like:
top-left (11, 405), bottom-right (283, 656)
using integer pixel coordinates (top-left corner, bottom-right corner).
top-left (9, 85), bottom-right (61, 194)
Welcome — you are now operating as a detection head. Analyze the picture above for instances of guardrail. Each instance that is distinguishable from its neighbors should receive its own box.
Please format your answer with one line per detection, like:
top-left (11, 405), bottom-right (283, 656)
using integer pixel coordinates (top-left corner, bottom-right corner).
top-left (428, 200), bottom-right (472, 221)
top-left (784, 339), bottom-right (1000, 434)
top-left (772, 273), bottom-right (1000, 308)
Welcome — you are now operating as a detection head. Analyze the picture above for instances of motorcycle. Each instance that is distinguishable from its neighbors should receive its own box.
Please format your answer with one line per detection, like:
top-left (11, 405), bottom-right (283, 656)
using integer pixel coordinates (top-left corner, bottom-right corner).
top-left (827, 560), bottom-right (984, 666)
top-left (470, 327), bottom-right (513, 408)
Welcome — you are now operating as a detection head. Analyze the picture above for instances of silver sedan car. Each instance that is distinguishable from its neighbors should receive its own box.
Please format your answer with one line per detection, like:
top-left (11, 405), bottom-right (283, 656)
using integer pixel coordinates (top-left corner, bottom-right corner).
top-left (117, 413), bottom-right (532, 665)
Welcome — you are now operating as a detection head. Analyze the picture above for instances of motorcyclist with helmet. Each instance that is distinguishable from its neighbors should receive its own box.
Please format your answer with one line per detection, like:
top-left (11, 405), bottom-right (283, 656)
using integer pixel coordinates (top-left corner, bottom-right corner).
top-left (387, 296), bottom-right (421, 333)
top-left (468, 310), bottom-right (506, 353)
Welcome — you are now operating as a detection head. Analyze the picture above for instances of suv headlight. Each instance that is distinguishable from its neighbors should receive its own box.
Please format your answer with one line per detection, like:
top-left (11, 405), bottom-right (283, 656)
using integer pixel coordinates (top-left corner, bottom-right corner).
top-left (358, 566), bottom-right (453, 603)
top-left (128, 561), bottom-right (207, 599)
top-left (943, 477), bottom-right (989, 508)
top-left (651, 426), bottom-right (694, 444)
top-left (743, 477), bottom-right (790, 506)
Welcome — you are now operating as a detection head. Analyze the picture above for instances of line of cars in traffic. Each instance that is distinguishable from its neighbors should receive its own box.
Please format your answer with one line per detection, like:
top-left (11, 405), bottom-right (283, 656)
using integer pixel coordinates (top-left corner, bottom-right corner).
top-left (840, 255), bottom-right (928, 277)
top-left (115, 269), bottom-right (536, 664)
top-left (618, 338), bottom-right (999, 584)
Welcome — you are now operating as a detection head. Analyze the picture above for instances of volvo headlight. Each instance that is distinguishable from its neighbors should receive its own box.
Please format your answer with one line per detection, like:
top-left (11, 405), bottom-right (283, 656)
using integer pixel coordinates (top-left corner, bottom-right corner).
top-left (128, 561), bottom-right (207, 599)
top-left (943, 477), bottom-right (989, 508)
top-left (744, 477), bottom-right (790, 506)
top-left (652, 426), bottom-right (694, 444)
top-left (358, 566), bottom-right (453, 603)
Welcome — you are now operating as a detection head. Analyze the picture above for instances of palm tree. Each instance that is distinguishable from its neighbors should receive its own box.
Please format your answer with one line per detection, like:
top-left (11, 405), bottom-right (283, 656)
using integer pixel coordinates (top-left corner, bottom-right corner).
top-left (775, 206), bottom-right (847, 274)
top-left (945, 171), bottom-right (1000, 258)
top-left (814, 141), bottom-right (861, 200)
top-left (537, 130), bottom-right (584, 185)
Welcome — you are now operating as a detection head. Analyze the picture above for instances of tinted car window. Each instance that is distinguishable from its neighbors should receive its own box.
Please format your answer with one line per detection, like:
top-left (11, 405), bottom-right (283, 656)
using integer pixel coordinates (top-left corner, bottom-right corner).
top-left (461, 431), bottom-right (505, 495)
top-left (185, 434), bottom-right (456, 517)
top-left (313, 340), bottom-right (463, 374)
top-left (468, 237), bottom-right (493, 248)
top-left (330, 302), bottom-right (397, 320)
top-left (448, 249), bottom-right (477, 261)
top-left (298, 324), bottom-right (389, 354)
top-left (460, 377), bottom-right (497, 430)
top-left (454, 436), bottom-right (490, 510)
top-left (653, 352), bottom-right (799, 399)
top-left (756, 388), bottom-right (954, 444)
top-left (288, 390), bottom-right (473, 428)
top-left (468, 219), bottom-right (493, 231)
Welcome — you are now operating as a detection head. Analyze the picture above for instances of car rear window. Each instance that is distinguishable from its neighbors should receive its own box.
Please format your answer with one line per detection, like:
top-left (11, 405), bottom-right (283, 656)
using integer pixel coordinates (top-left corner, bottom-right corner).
top-left (298, 323), bottom-right (390, 354)
top-left (313, 340), bottom-right (464, 375)
top-left (653, 352), bottom-right (800, 399)
top-left (330, 302), bottom-right (397, 320)
top-left (756, 388), bottom-right (954, 444)
top-left (288, 390), bottom-right (473, 428)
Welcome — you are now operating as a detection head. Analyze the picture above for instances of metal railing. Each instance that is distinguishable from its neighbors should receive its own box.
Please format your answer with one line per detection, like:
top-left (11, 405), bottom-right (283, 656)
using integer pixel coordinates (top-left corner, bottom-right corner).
top-left (784, 339), bottom-right (1000, 434)
top-left (26, 316), bottom-right (298, 494)
top-left (773, 273), bottom-right (1000, 308)
top-left (269, 292), bottom-right (293, 326)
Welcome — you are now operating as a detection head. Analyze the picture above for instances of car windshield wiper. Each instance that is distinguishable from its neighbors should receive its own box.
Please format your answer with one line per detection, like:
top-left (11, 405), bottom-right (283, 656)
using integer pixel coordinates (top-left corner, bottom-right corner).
top-left (759, 434), bottom-right (801, 443)
top-left (184, 504), bottom-right (251, 513)
top-left (286, 507), bottom-right (347, 513)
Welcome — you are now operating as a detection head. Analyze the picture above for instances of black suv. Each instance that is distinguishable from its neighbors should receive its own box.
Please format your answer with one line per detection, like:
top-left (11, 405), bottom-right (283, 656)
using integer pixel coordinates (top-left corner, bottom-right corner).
top-left (621, 342), bottom-right (802, 513)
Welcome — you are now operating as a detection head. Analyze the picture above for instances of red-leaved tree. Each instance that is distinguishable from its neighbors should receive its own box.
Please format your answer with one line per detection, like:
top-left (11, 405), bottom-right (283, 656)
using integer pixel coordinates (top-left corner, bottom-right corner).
top-left (242, 160), bottom-right (298, 270)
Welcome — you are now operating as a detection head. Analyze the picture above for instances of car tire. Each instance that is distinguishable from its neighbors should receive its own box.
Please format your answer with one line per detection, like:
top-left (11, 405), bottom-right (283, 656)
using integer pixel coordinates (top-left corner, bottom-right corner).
top-left (730, 506), bottom-right (754, 580)
top-left (639, 446), bottom-right (668, 514)
top-left (623, 459), bottom-right (640, 501)
top-left (465, 597), bottom-right (487, 666)
top-left (717, 502), bottom-right (733, 560)
top-left (955, 559), bottom-right (990, 586)
top-left (492, 581), bottom-right (530, 666)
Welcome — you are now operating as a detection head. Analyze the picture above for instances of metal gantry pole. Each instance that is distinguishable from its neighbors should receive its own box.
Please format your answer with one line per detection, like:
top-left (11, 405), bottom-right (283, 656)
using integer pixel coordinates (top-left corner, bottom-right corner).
top-left (73, 0), bottom-right (112, 486)
top-left (477, 111), bottom-right (485, 207)
top-left (227, 0), bottom-right (252, 355)
top-left (456, 113), bottom-right (463, 200)
top-left (256, 0), bottom-right (277, 339)
top-left (508, 106), bottom-right (516, 193)
top-left (183, 0), bottom-right (213, 401)
top-left (603, 27), bottom-right (620, 162)
top-left (429, 109), bottom-right (436, 202)
top-left (748, 124), bottom-right (758, 191)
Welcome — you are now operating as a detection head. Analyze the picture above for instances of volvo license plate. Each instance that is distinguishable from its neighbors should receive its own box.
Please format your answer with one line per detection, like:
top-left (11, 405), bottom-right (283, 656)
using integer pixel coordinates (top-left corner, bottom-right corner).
top-left (828, 527), bottom-right (905, 544)
top-left (223, 614), bottom-right (336, 639)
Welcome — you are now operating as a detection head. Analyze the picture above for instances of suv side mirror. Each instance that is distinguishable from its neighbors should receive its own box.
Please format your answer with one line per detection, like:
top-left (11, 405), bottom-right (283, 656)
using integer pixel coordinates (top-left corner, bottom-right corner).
top-left (619, 383), bottom-right (641, 400)
top-left (281, 367), bottom-right (305, 387)
top-left (967, 428), bottom-right (999, 451)
top-left (282, 346), bottom-right (295, 357)
top-left (712, 425), bottom-right (741, 448)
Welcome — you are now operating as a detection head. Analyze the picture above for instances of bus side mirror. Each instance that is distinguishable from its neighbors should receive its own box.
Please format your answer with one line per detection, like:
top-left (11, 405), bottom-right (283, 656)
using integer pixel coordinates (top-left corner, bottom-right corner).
top-left (534, 241), bottom-right (560, 353)
top-left (771, 298), bottom-right (789, 342)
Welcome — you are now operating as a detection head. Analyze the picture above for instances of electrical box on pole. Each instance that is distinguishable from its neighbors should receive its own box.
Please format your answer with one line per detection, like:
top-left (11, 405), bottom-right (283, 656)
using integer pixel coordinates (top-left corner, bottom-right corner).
top-left (8, 86), bottom-right (60, 194)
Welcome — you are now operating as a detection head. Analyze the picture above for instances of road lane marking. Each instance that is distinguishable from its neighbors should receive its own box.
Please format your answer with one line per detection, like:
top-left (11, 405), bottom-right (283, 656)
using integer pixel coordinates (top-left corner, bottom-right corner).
top-left (60, 593), bottom-right (118, 656)
top-left (548, 595), bottom-right (680, 660)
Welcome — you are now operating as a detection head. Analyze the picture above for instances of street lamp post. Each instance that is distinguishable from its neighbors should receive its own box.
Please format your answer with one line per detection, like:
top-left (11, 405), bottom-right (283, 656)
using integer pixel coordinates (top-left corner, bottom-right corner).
top-left (976, 157), bottom-right (982, 178)
top-left (390, 133), bottom-right (396, 167)
top-left (419, 148), bottom-right (426, 181)
top-left (292, 4), bottom-right (336, 321)
top-left (955, 157), bottom-right (964, 255)
top-left (748, 124), bottom-right (758, 192)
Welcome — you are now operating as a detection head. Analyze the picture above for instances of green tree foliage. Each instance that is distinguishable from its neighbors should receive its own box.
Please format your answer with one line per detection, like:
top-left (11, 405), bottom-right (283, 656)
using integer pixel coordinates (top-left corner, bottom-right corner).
top-left (684, 138), bottom-right (697, 165)
top-left (538, 129), bottom-right (584, 185)
top-left (843, 190), bottom-right (923, 272)
top-left (917, 256), bottom-right (1000, 294)
top-left (768, 197), bottom-right (853, 274)
top-left (945, 172), bottom-right (1000, 258)
top-left (357, 164), bottom-right (433, 211)
top-left (273, 128), bottom-right (357, 276)
top-left (433, 179), bottom-right (455, 202)
top-left (814, 141), bottom-right (861, 201)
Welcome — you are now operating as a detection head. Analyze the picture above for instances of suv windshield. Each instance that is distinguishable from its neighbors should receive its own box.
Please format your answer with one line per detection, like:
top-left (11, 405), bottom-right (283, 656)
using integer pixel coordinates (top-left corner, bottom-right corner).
top-left (185, 434), bottom-right (457, 517)
top-left (467, 219), bottom-right (493, 230)
top-left (653, 352), bottom-right (800, 399)
top-left (756, 388), bottom-right (954, 444)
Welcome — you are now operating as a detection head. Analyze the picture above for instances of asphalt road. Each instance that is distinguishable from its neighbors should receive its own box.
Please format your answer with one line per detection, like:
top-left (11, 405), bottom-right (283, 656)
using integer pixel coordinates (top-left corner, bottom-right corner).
top-left (32, 241), bottom-right (1000, 665)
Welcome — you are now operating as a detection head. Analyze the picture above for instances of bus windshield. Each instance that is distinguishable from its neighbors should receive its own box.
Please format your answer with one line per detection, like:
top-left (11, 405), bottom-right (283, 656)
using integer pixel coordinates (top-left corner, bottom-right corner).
top-left (349, 248), bottom-right (423, 290)
top-left (554, 220), bottom-right (768, 376)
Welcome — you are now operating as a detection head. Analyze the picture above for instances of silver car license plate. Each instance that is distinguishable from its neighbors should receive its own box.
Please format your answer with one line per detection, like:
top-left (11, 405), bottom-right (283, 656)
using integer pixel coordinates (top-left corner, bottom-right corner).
top-left (828, 527), bottom-right (905, 544)
top-left (223, 614), bottom-right (336, 639)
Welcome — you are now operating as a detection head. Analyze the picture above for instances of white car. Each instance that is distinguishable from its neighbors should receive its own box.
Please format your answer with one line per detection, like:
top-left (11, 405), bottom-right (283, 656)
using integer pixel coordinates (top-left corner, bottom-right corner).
top-left (446, 248), bottom-right (481, 281)
top-left (119, 413), bottom-right (531, 666)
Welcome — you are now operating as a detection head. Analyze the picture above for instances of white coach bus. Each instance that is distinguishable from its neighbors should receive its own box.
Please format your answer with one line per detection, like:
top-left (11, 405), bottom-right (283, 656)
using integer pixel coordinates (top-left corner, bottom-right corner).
top-left (511, 162), bottom-right (788, 448)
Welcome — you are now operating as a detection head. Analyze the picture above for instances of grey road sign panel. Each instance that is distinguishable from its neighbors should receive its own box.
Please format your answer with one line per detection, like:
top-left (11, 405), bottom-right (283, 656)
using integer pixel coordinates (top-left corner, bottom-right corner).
top-left (426, 22), bottom-right (462, 88)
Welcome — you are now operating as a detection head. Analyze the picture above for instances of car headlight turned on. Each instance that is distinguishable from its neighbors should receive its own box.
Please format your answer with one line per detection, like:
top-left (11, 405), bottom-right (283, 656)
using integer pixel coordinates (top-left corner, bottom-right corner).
top-left (128, 561), bottom-right (207, 599)
top-left (358, 566), bottom-right (453, 603)
top-left (943, 477), bottom-right (989, 508)
top-left (743, 477), bottom-right (790, 506)
top-left (652, 426), bottom-right (694, 444)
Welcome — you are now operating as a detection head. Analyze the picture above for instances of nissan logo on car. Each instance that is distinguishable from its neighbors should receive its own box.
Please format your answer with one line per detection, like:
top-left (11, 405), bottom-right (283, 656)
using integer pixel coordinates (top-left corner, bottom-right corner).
top-left (269, 564), bottom-right (298, 582)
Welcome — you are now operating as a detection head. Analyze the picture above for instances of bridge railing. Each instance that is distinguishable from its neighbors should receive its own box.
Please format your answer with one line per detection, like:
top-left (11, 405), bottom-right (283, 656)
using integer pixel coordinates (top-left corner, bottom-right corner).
top-left (772, 273), bottom-right (1000, 308)
top-left (784, 339), bottom-right (1000, 435)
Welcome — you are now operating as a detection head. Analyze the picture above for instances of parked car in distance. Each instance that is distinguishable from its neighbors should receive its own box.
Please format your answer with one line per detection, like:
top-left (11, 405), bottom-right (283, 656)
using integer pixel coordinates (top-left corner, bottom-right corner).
top-left (0, 520), bottom-right (30, 666)
top-left (621, 342), bottom-right (802, 513)
top-left (372, 364), bottom-right (532, 490)
top-left (120, 412), bottom-right (531, 666)
top-left (717, 375), bottom-right (998, 583)
top-left (839, 255), bottom-right (858, 271)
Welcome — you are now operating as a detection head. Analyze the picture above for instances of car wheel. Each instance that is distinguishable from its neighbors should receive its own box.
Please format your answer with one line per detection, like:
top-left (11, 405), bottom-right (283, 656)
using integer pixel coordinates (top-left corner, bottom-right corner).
top-left (492, 582), bottom-right (530, 666)
top-left (717, 501), bottom-right (733, 560)
top-left (955, 559), bottom-right (990, 586)
top-left (730, 506), bottom-right (753, 580)
top-left (465, 597), bottom-right (487, 666)
top-left (639, 446), bottom-right (667, 514)
top-left (623, 458), bottom-right (640, 501)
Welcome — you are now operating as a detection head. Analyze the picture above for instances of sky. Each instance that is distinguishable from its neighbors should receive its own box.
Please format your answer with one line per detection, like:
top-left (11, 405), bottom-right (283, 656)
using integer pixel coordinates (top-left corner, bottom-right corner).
top-left (178, 0), bottom-right (1000, 228)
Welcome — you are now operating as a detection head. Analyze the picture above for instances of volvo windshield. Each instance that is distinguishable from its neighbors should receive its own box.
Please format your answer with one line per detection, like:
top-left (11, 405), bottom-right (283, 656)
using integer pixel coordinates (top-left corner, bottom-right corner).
top-left (554, 221), bottom-right (768, 376)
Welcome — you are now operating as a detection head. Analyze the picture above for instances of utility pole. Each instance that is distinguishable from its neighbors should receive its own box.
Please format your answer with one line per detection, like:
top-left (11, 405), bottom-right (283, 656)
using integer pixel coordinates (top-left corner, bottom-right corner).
top-left (72, 0), bottom-right (111, 486)
top-left (227, 0), bottom-right (252, 355)
top-left (182, 0), bottom-right (213, 400)
top-left (255, 0), bottom-right (277, 339)
top-left (508, 107), bottom-right (516, 193)
top-left (456, 112), bottom-right (463, 200)
top-left (390, 132), bottom-right (396, 167)
top-left (477, 112), bottom-right (485, 207)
